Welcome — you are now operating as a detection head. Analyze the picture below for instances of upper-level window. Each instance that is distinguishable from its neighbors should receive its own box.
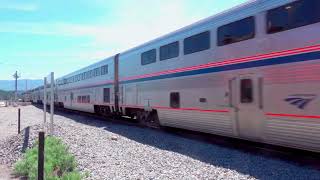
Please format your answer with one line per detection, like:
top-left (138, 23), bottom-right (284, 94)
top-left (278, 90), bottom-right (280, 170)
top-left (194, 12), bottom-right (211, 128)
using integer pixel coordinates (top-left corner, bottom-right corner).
top-left (218, 17), bottom-right (255, 46)
top-left (267, 0), bottom-right (320, 34)
top-left (141, 49), bottom-right (156, 65)
top-left (160, 41), bottom-right (179, 61)
top-left (94, 67), bottom-right (100, 76)
top-left (90, 70), bottom-right (94, 78)
top-left (101, 65), bottom-right (108, 75)
top-left (85, 71), bottom-right (90, 79)
top-left (184, 31), bottom-right (210, 55)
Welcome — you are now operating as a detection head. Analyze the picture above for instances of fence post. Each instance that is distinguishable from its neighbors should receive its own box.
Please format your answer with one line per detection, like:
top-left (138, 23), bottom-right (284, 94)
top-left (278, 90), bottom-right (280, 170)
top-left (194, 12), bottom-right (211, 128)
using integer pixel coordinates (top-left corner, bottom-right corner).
top-left (44, 77), bottom-right (47, 124)
top-left (18, 108), bottom-right (21, 134)
top-left (50, 72), bottom-right (54, 136)
top-left (38, 132), bottom-right (45, 180)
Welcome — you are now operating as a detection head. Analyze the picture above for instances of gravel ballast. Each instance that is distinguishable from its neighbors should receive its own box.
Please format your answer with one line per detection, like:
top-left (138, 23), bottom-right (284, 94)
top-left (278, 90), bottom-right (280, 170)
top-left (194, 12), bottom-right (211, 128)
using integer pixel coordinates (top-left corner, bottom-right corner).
top-left (0, 106), bottom-right (320, 179)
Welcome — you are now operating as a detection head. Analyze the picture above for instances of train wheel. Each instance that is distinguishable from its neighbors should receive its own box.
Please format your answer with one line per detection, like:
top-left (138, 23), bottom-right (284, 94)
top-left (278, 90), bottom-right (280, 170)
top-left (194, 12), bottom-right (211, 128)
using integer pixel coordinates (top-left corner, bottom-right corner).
top-left (146, 111), bottom-right (160, 129)
top-left (137, 111), bottom-right (160, 129)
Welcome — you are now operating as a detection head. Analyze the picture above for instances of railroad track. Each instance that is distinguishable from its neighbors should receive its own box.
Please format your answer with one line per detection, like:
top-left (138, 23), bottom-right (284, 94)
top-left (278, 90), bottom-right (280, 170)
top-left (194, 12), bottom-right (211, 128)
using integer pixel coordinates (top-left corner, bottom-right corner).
top-left (35, 104), bottom-right (320, 171)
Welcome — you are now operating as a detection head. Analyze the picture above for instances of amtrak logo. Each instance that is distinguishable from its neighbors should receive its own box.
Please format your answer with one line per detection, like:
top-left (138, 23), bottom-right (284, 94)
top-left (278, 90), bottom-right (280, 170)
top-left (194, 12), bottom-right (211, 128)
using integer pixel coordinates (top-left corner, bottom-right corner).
top-left (284, 94), bottom-right (316, 109)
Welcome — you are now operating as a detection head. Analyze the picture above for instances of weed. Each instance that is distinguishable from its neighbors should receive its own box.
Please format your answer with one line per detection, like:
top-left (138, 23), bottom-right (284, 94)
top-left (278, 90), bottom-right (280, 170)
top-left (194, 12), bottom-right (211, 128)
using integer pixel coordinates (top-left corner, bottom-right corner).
top-left (14, 136), bottom-right (86, 180)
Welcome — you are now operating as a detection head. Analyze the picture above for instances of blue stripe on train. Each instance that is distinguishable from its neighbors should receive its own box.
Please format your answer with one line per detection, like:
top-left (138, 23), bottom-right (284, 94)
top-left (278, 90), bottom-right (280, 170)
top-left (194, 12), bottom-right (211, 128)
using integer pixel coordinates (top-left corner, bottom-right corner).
top-left (121, 51), bottom-right (320, 84)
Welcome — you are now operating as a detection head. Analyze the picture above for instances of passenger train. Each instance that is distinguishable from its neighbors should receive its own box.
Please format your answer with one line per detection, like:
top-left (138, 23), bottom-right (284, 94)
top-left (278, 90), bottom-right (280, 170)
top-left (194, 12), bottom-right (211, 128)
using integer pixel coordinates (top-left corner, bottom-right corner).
top-left (28, 0), bottom-right (320, 152)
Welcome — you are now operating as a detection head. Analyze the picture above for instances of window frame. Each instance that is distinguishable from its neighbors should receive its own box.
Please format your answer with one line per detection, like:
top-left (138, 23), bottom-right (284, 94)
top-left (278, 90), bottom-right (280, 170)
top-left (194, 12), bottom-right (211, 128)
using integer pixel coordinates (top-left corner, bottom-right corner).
top-left (101, 65), bottom-right (108, 75)
top-left (184, 31), bottom-right (210, 55)
top-left (266, 0), bottom-right (320, 34)
top-left (160, 41), bottom-right (179, 61)
top-left (240, 79), bottom-right (254, 104)
top-left (103, 88), bottom-right (110, 103)
top-left (170, 92), bottom-right (180, 108)
top-left (217, 16), bottom-right (255, 46)
top-left (141, 49), bottom-right (157, 65)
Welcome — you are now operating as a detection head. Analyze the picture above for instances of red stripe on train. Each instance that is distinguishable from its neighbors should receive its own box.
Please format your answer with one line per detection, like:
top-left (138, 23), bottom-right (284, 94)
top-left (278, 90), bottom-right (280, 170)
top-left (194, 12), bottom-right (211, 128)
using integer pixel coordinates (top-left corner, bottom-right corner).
top-left (121, 44), bottom-right (320, 81)
top-left (121, 104), bottom-right (229, 113)
top-left (153, 106), bottom-right (229, 113)
top-left (266, 113), bottom-right (320, 119)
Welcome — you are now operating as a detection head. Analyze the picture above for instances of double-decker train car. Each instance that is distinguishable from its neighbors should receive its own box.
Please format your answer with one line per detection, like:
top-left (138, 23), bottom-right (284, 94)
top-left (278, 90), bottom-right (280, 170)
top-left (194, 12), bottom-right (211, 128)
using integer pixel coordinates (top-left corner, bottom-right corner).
top-left (29, 86), bottom-right (44, 104)
top-left (36, 0), bottom-right (320, 152)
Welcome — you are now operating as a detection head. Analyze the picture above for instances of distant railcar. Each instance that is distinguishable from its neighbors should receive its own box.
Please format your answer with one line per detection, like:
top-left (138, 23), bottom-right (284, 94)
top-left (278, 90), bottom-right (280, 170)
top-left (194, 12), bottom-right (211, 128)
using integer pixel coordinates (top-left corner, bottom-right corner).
top-left (31, 0), bottom-right (320, 152)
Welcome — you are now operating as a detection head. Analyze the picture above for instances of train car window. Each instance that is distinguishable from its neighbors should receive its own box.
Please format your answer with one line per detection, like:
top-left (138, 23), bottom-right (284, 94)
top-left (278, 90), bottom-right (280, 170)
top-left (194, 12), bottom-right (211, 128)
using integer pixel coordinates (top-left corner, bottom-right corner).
top-left (160, 41), bottom-right (179, 61)
top-left (184, 31), bottom-right (210, 55)
top-left (217, 17), bottom-right (255, 46)
top-left (170, 92), bottom-right (180, 108)
top-left (87, 95), bottom-right (90, 103)
top-left (240, 79), bottom-right (253, 103)
top-left (85, 72), bottom-right (89, 79)
top-left (267, 0), bottom-right (320, 34)
top-left (141, 49), bottom-right (156, 65)
top-left (101, 65), bottom-right (108, 75)
top-left (90, 70), bottom-right (94, 78)
top-left (103, 88), bottom-right (110, 103)
top-left (82, 96), bottom-right (86, 103)
top-left (94, 67), bottom-right (101, 76)
top-left (77, 96), bottom-right (81, 103)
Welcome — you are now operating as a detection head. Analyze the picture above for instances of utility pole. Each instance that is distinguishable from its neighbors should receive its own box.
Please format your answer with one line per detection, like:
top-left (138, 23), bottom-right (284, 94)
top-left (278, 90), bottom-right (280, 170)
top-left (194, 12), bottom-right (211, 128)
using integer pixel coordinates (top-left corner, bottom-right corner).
top-left (13, 71), bottom-right (20, 103)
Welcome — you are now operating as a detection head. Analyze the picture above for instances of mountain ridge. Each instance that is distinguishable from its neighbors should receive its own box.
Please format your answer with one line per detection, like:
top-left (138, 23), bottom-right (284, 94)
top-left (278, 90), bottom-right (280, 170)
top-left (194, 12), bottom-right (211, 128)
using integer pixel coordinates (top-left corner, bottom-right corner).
top-left (0, 79), bottom-right (43, 91)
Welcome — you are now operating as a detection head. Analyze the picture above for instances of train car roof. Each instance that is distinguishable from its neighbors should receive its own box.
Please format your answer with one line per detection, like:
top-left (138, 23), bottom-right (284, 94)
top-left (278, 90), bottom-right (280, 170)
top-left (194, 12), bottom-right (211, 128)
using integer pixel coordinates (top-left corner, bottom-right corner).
top-left (57, 0), bottom-right (292, 79)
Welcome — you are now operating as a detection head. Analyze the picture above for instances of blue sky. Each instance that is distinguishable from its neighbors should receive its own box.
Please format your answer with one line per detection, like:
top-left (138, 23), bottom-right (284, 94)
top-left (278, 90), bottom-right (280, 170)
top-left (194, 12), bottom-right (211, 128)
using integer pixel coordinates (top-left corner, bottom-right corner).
top-left (0, 0), bottom-right (248, 80)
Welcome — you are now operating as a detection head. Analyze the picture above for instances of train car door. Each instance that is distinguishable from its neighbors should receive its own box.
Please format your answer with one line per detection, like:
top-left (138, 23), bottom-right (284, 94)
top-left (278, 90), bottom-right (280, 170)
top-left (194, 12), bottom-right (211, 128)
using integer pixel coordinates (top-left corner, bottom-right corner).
top-left (231, 75), bottom-right (264, 140)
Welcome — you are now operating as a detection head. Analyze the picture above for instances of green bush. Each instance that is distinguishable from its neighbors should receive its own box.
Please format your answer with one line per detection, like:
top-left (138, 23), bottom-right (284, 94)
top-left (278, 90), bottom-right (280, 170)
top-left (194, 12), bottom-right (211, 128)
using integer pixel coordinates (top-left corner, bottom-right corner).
top-left (14, 136), bottom-right (85, 180)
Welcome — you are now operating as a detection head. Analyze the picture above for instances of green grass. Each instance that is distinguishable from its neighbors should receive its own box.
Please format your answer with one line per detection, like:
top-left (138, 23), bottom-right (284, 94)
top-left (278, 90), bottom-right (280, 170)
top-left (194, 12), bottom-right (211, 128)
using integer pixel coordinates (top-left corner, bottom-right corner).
top-left (14, 136), bottom-right (87, 180)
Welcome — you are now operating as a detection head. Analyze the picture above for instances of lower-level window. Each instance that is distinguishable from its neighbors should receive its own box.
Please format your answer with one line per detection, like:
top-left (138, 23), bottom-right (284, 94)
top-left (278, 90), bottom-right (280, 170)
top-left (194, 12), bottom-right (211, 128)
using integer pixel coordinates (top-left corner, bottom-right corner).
top-left (170, 92), bottom-right (180, 108)
top-left (103, 88), bottom-right (110, 103)
top-left (240, 79), bottom-right (253, 103)
top-left (78, 95), bottom-right (90, 103)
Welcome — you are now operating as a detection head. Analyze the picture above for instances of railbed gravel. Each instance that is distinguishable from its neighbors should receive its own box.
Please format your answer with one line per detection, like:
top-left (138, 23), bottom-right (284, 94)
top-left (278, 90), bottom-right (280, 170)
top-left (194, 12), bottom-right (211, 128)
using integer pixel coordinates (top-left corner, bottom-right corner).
top-left (1, 107), bottom-right (320, 179)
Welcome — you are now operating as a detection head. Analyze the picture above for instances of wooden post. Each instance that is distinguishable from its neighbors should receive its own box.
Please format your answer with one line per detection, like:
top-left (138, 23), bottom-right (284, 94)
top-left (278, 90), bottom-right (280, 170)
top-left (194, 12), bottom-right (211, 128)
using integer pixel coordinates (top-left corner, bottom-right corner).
top-left (18, 108), bottom-right (21, 134)
top-left (44, 77), bottom-right (47, 123)
top-left (50, 72), bottom-right (54, 135)
top-left (38, 132), bottom-right (45, 180)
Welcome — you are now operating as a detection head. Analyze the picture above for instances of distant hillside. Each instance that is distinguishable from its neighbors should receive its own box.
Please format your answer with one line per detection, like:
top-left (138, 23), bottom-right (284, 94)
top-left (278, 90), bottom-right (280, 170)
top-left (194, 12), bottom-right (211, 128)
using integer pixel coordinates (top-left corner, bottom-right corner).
top-left (0, 90), bottom-right (14, 100)
top-left (0, 79), bottom-right (43, 91)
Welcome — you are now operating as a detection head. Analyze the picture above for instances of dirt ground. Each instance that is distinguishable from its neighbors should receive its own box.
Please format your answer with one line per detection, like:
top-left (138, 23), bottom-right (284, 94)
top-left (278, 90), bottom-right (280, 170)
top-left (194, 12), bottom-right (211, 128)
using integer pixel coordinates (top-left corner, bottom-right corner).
top-left (0, 165), bottom-right (19, 180)
top-left (0, 106), bottom-right (45, 141)
top-left (0, 105), bottom-right (44, 179)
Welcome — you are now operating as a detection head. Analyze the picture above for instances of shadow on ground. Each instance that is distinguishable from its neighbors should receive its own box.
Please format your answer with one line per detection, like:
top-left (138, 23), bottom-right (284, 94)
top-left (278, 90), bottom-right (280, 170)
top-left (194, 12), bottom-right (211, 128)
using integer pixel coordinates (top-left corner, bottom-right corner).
top-left (34, 105), bottom-right (320, 179)
top-left (21, 126), bottom-right (30, 153)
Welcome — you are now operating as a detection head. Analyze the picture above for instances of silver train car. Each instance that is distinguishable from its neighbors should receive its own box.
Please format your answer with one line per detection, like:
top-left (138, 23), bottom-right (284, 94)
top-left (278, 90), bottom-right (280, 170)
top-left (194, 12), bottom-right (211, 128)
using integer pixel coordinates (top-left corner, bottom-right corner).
top-left (32, 0), bottom-right (320, 152)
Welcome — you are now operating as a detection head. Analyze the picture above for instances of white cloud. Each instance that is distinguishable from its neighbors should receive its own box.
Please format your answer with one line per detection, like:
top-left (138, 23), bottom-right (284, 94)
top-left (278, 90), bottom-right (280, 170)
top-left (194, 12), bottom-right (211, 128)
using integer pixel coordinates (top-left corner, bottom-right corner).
top-left (0, 0), bottom-right (206, 58)
top-left (0, 1), bottom-right (38, 11)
